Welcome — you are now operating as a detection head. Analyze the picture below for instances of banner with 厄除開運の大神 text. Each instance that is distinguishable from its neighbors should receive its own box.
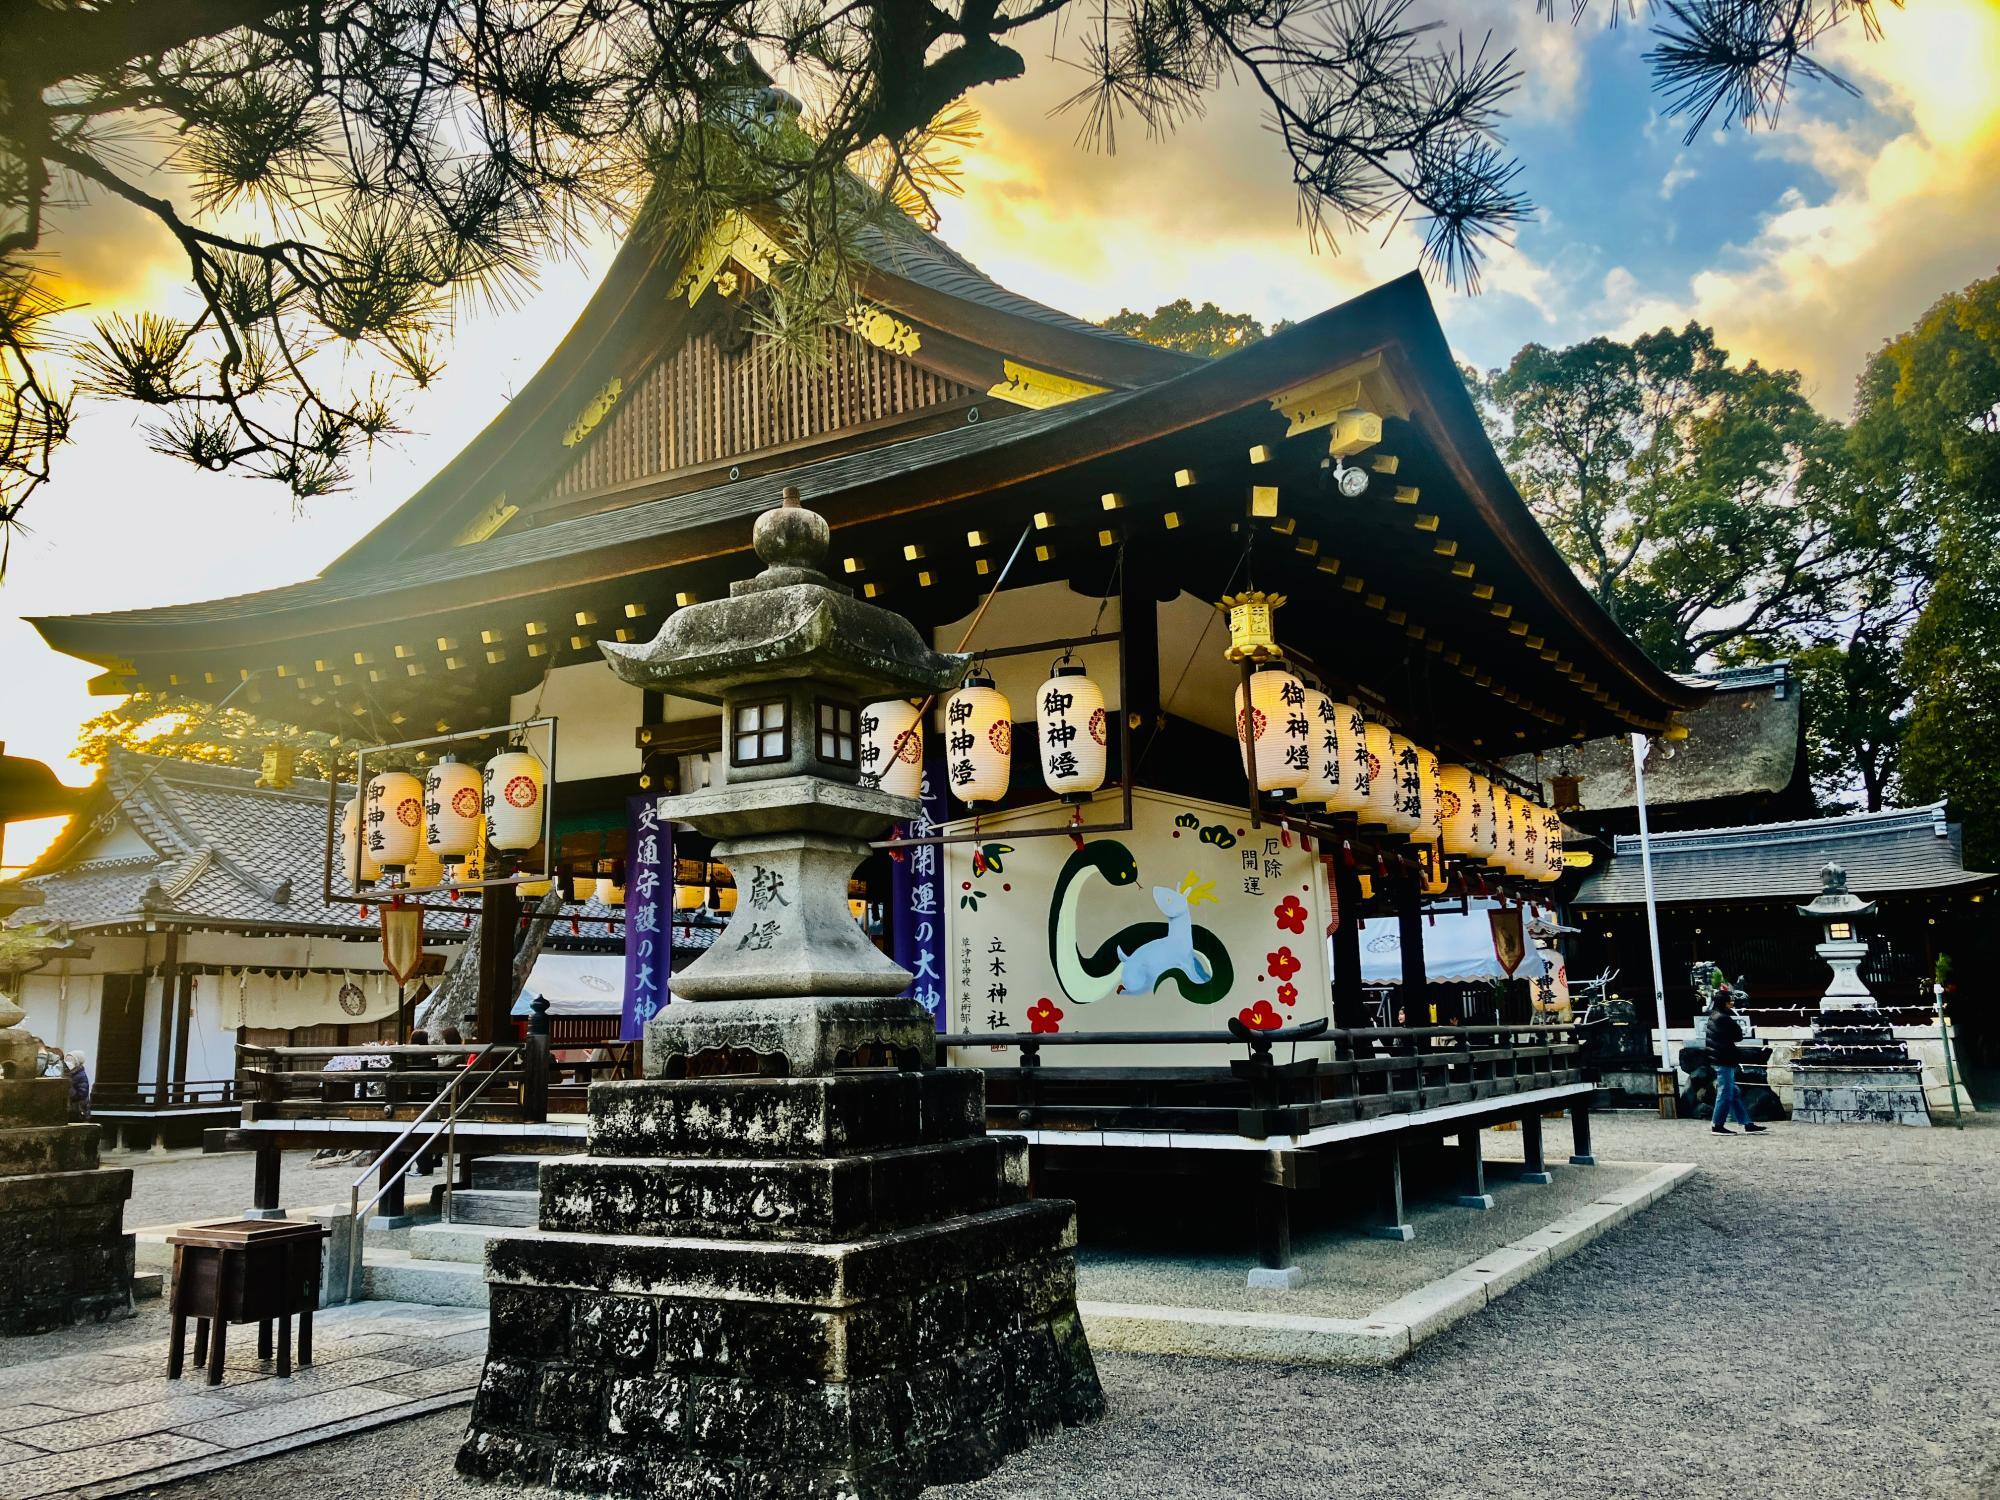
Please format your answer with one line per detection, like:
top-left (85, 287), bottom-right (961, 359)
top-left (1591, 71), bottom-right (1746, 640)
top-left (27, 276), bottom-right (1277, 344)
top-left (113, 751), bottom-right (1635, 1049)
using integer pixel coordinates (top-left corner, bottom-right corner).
top-left (890, 742), bottom-right (948, 1031)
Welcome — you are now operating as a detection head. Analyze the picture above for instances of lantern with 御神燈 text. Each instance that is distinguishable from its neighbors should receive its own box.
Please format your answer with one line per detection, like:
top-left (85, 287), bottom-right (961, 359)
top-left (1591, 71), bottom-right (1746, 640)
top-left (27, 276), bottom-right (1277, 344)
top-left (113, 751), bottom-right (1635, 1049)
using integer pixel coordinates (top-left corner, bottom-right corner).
top-left (338, 796), bottom-right (382, 885)
top-left (1297, 688), bottom-right (1342, 805)
top-left (597, 862), bottom-right (627, 907)
top-left (1234, 665), bottom-right (1310, 796)
top-left (1439, 764), bottom-right (1484, 857)
top-left (365, 770), bottom-right (424, 875)
top-left (945, 673), bottom-right (1012, 806)
top-left (1412, 745), bottom-right (1442, 845)
top-left (1035, 659), bottom-right (1107, 801)
top-left (1382, 732), bottom-right (1426, 838)
top-left (1356, 721), bottom-right (1403, 829)
top-left (424, 756), bottom-right (483, 866)
top-left (859, 699), bottom-right (924, 800)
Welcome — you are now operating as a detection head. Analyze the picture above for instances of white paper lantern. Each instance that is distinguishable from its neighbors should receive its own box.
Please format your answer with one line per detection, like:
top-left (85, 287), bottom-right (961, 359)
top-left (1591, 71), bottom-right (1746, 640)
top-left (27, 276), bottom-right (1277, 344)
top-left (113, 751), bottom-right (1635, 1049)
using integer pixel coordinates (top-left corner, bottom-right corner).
top-left (365, 770), bottom-right (424, 873)
top-left (1497, 790), bottom-right (1524, 876)
top-left (1417, 841), bottom-right (1449, 896)
top-left (1357, 721), bottom-right (1404, 829)
top-left (1381, 732), bottom-right (1426, 837)
top-left (484, 745), bottom-right (547, 852)
top-left (423, 756), bottom-right (484, 865)
top-left (597, 865), bottom-right (626, 907)
top-left (1477, 775), bottom-right (1502, 862)
top-left (1439, 764), bottom-right (1485, 857)
top-left (1520, 797), bottom-right (1543, 878)
top-left (1411, 745), bottom-right (1443, 846)
top-left (1315, 700), bottom-right (1371, 816)
top-left (860, 699), bottom-right (924, 800)
top-left (337, 796), bottom-right (382, 885)
top-left (518, 877), bottom-right (553, 898)
top-left (405, 838), bottom-right (444, 892)
top-left (1035, 662), bottom-right (1108, 801)
top-left (1235, 665), bottom-right (1310, 796)
top-left (674, 882), bottom-right (706, 911)
top-left (945, 674), bottom-right (1012, 806)
top-left (1297, 688), bottom-right (1342, 804)
top-left (1540, 807), bottom-right (1564, 883)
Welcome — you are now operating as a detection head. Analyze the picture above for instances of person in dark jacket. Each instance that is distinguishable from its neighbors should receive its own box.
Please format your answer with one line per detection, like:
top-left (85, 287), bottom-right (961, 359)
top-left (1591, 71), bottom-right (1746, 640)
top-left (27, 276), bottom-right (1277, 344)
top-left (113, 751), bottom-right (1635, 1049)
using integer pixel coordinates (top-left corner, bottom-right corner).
top-left (1707, 990), bottom-right (1767, 1135)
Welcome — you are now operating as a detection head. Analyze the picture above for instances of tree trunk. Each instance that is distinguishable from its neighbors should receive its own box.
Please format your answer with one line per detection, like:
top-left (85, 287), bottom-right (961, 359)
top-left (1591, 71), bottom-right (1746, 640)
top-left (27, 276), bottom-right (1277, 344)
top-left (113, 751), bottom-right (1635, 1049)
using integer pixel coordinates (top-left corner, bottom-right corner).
top-left (415, 888), bottom-right (565, 1036)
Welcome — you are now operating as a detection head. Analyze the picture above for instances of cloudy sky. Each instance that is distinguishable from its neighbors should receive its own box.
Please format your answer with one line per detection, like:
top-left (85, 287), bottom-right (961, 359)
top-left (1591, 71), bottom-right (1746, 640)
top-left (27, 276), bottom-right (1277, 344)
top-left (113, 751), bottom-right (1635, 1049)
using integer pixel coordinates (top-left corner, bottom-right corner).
top-left (4, 0), bottom-right (1997, 870)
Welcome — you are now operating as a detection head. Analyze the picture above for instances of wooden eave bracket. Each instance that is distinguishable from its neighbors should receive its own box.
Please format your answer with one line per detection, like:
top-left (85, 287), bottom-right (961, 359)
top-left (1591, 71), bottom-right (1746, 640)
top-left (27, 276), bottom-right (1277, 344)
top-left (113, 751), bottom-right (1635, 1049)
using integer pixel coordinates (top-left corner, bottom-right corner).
top-left (1267, 353), bottom-right (1412, 441)
top-left (986, 358), bottom-right (1112, 410)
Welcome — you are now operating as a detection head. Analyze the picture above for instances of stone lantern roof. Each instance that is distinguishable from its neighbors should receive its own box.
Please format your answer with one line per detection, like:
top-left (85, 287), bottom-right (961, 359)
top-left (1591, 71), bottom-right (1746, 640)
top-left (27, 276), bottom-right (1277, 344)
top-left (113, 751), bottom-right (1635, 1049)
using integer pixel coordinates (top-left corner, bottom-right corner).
top-left (1796, 860), bottom-right (1878, 921)
top-left (600, 485), bottom-right (965, 704)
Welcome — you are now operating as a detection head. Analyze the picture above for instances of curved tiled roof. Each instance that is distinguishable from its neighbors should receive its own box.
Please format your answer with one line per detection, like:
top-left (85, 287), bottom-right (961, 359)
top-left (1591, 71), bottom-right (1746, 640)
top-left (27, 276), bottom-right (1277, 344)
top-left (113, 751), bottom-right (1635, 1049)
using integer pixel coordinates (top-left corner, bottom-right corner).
top-left (1572, 802), bottom-right (1994, 905)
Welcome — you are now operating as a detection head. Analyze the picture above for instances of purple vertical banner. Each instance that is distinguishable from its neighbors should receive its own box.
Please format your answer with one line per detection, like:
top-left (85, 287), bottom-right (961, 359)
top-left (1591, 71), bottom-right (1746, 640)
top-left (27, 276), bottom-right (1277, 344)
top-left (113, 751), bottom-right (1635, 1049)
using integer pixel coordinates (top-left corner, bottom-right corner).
top-left (621, 794), bottom-right (672, 1041)
top-left (891, 742), bottom-right (948, 1031)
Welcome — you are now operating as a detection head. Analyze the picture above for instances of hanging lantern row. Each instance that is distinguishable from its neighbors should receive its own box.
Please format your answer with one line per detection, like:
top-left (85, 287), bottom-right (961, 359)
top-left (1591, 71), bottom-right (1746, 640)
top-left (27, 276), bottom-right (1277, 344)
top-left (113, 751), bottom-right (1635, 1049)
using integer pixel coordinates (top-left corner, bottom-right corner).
top-left (862, 649), bottom-right (1113, 814)
top-left (1220, 592), bottom-right (1563, 885)
top-left (341, 743), bottom-right (548, 893)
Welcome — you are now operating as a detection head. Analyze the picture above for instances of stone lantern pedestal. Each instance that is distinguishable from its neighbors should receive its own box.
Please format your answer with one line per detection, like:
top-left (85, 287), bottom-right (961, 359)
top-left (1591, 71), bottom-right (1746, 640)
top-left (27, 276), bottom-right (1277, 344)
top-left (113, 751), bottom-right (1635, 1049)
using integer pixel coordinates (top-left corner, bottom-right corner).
top-left (0, 998), bottom-right (136, 1334)
top-left (1788, 863), bottom-right (1930, 1127)
top-left (457, 490), bottom-right (1103, 1498)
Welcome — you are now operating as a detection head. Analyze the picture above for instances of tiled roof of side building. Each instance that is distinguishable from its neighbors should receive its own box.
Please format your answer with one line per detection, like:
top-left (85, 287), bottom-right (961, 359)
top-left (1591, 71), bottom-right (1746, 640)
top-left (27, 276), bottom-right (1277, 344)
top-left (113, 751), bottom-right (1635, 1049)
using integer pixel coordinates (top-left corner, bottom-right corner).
top-left (1572, 802), bottom-right (1995, 905)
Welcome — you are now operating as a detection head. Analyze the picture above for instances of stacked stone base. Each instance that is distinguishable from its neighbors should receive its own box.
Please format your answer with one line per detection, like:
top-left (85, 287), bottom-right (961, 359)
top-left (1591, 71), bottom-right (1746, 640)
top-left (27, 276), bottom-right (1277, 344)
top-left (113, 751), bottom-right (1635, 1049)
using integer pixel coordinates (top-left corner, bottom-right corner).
top-left (1791, 1065), bottom-right (1931, 1126)
top-left (0, 1080), bottom-right (136, 1336)
top-left (457, 1069), bottom-right (1104, 1498)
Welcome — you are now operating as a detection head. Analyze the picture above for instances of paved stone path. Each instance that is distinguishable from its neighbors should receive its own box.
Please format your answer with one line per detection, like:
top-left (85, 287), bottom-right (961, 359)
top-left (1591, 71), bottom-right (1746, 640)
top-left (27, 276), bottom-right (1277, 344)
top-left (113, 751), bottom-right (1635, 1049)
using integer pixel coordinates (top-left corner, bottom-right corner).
top-left (0, 1303), bottom-right (488, 1499)
top-left (22, 1113), bottom-right (1997, 1499)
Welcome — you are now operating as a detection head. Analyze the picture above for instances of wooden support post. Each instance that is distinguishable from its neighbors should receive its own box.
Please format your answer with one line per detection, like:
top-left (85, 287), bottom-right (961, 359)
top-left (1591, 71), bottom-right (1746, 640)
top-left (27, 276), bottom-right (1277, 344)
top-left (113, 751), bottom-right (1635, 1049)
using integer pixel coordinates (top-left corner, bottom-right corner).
top-left (1119, 557), bottom-right (1162, 770)
top-left (1520, 1111), bottom-right (1553, 1184)
top-left (171, 970), bottom-right (194, 1105)
top-left (1395, 870), bottom-right (1427, 1028)
top-left (1370, 1140), bottom-right (1414, 1241)
top-left (1248, 1149), bottom-right (1310, 1287)
top-left (1569, 1098), bottom-right (1597, 1165)
top-left (523, 995), bottom-right (551, 1122)
top-left (249, 1137), bottom-right (284, 1218)
top-left (1454, 1129), bottom-right (1494, 1210)
top-left (1331, 857), bottom-right (1369, 1055)
top-left (475, 881), bottom-right (521, 1043)
top-left (152, 930), bottom-right (180, 1135)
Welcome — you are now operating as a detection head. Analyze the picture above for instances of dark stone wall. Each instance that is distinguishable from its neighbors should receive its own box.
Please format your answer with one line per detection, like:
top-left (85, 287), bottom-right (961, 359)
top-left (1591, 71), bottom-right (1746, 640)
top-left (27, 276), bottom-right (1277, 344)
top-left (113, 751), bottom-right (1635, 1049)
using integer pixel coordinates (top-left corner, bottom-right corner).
top-left (0, 1084), bottom-right (136, 1336)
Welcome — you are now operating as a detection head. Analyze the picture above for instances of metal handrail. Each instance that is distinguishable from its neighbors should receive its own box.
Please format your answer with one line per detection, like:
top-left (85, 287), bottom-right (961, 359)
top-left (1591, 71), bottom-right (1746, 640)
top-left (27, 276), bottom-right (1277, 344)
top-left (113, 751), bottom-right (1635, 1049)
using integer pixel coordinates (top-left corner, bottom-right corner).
top-left (344, 1042), bottom-right (521, 1304)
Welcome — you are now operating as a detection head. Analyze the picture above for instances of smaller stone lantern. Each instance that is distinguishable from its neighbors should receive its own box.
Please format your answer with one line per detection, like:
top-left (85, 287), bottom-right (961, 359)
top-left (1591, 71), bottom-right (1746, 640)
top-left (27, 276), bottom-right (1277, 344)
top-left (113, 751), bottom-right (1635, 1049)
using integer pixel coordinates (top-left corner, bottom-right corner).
top-left (1789, 862), bottom-right (1930, 1126)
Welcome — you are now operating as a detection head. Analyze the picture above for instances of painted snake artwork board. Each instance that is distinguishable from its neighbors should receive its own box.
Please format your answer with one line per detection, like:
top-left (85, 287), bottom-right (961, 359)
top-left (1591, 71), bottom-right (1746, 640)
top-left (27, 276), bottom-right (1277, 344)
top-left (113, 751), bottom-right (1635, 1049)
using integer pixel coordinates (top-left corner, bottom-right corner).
top-left (941, 788), bottom-right (1336, 1068)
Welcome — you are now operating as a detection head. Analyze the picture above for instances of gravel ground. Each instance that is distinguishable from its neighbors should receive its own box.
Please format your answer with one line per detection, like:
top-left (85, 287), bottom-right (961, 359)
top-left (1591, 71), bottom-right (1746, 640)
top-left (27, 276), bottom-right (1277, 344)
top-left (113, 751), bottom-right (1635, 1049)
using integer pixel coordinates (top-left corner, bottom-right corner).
top-left (103, 1115), bottom-right (2000, 1498)
top-left (103, 1145), bottom-right (328, 1230)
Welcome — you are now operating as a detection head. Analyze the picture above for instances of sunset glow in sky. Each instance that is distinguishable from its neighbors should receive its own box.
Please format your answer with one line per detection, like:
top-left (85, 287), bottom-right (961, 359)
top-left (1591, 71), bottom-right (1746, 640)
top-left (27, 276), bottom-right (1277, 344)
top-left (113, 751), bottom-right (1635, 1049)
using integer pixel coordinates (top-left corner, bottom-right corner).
top-left (5, 0), bottom-right (1998, 872)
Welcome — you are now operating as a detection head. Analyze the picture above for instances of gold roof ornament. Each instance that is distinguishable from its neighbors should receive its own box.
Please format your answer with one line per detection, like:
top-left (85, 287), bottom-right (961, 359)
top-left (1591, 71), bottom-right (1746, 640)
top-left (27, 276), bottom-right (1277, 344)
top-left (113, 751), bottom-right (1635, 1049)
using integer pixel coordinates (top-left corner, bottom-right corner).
top-left (1218, 590), bottom-right (1288, 663)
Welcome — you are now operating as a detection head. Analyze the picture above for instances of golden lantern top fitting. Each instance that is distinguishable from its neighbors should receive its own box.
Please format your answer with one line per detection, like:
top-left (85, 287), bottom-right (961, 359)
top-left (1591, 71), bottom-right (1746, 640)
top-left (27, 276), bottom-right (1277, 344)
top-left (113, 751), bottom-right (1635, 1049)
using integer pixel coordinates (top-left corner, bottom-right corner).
top-left (1219, 590), bottom-right (1288, 663)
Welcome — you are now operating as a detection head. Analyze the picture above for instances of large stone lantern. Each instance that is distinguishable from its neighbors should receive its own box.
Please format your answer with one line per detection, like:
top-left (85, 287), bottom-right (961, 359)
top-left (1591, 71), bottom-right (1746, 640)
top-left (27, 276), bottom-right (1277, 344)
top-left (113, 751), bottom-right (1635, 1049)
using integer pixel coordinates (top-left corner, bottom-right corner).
top-left (599, 484), bottom-right (966, 1070)
top-left (1789, 862), bottom-right (1930, 1126)
top-left (457, 488), bottom-right (1105, 1498)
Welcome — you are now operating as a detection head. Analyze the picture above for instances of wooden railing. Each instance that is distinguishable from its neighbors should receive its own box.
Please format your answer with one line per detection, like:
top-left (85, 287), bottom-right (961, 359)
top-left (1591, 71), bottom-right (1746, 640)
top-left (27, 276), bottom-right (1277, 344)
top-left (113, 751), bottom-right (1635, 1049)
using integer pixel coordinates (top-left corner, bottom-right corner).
top-left (943, 1022), bottom-right (1590, 1141)
top-left (235, 1044), bottom-right (540, 1122)
top-left (91, 1079), bottom-right (238, 1113)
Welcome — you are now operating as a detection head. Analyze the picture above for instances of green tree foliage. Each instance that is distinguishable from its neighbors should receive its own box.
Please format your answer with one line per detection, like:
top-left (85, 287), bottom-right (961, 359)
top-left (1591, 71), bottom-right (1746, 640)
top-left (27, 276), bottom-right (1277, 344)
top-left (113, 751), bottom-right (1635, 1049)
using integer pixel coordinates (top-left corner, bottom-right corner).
top-left (1475, 322), bottom-right (1881, 672)
top-left (1101, 300), bottom-right (1271, 358)
top-left (73, 691), bottom-right (339, 782)
top-left (1790, 629), bottom-right (1907, 812)
top-left (0, 0), bottom-right (1895, 552)
top-left (1854, 272), bottom-right (2000, 860)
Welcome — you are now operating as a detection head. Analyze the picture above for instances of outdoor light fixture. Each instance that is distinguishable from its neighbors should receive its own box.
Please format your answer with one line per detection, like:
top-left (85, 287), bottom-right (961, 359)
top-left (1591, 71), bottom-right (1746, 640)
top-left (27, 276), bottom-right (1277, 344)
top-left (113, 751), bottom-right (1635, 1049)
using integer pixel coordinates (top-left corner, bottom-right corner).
top-left (860, 699), bottom-right (924, 799)
top-left (1218, 590), bottom-right (1286, 662)
top-left (423, 755), bottom-right (484, 866)
top-left (483, 742), bottom-right (547, 853)
top-left (365, 769), bottom-right (424, 875)
top-left (1235, 663), bottom-right (1311, 797)
top-left (945, 671), bottom-right (1012, 806)
top-left (1329, 456), bottom-right (1371, 498)
top-left (1035, 655), bottom-right (1107, 801)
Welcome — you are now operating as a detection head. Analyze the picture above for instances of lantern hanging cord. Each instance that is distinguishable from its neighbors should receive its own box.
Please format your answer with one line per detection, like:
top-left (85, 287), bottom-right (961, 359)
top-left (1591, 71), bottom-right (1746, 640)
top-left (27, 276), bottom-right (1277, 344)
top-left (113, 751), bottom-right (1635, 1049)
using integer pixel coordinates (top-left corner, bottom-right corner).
top-left (878, 522), bottom-right (1034, 775)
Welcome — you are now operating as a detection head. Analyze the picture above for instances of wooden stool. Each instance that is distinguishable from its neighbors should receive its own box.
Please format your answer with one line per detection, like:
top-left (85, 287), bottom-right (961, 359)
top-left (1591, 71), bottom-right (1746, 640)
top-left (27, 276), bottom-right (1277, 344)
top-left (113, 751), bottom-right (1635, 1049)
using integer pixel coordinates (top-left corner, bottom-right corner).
top-left (166, 1219), bottom-right (329, 1385)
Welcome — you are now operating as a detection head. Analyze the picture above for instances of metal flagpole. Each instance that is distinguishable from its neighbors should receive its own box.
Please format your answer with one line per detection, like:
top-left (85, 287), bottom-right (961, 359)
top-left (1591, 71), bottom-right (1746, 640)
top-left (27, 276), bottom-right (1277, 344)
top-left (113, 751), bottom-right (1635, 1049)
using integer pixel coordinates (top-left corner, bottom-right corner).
top-left (1631, 733), bottom-right (1675, 1104)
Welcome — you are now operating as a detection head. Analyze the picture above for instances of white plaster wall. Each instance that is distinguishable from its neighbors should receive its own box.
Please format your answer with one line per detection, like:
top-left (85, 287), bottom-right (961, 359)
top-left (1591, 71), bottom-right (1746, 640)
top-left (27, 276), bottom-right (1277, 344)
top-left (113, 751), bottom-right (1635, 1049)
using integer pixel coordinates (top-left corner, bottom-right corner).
top-left (12, 970), bottom-right (97, 1062)
top-left (509, 661), bottom-right (643, 783)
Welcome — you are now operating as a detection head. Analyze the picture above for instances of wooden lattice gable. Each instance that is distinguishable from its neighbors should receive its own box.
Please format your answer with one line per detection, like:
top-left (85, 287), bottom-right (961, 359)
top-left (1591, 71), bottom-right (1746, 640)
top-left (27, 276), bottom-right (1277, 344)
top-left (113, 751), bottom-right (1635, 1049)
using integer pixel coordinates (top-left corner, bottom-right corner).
top-left (328, 207), bottom-right (1194, 572)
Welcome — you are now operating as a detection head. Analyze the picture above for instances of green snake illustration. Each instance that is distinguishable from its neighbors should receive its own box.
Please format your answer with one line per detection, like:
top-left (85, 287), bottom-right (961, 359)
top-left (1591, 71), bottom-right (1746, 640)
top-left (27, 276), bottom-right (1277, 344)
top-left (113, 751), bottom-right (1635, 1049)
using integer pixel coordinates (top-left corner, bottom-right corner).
top-left (1048, 842), bottom-right (1235, 1005)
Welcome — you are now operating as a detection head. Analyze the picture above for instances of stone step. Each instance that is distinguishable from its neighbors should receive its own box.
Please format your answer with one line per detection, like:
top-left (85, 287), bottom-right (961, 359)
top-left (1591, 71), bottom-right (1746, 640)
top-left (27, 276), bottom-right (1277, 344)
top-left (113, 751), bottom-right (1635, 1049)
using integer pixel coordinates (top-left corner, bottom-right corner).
top-left (467, 1152), bottom-right (573, 1192)
top-left (441, 1188), bottom-right (541, 1227)
top-left (406, 1220), bottom-right (534, 1265)
top-left (360, 1247), bottom-right (490, 1308)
